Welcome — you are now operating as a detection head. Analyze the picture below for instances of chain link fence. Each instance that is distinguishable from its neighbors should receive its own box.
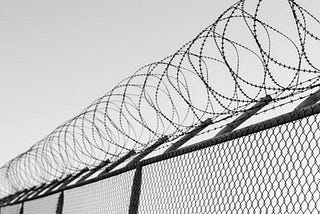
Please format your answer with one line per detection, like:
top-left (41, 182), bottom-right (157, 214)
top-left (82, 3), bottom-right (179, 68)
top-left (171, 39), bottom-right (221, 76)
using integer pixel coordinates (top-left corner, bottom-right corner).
top-left (63, 170), bottom-right (134, 214)
top-left (1, 105), bottom-right (320, 213)
top-left (1, 203), bottom-right (21, 214)
top-left (23, 193), bottom-right (59, 214)
top-left (138, 113), bottom-right (320, 213)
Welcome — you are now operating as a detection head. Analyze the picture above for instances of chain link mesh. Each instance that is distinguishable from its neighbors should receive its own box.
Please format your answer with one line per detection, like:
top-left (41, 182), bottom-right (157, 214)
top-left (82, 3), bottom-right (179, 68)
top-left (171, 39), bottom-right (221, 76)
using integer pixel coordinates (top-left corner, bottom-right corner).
top-left (23, 193), bottom-right (59, 214)
top-left (0, 204), bottom-right (21, 214)
top-left (1, 107), bottom-right (320, 213)
top-left (138, 114), bottom-right (320, 213)
top-left (62, 170), bottom-right (135, 214)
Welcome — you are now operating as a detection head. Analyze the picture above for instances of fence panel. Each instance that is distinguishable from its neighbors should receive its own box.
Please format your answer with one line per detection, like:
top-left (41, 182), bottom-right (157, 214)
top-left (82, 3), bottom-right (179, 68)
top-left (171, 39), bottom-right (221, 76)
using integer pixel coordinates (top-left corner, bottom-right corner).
top-left (138, 114), bottom-right (320, 213)
top-left (23, 193), bottom-right (59, 214)
top-left (62, 170), bottom-right (135, 214)
top-left (2, 110), bottom-right (320, 213)
top-left (0, 204), bottom-right (21, 214)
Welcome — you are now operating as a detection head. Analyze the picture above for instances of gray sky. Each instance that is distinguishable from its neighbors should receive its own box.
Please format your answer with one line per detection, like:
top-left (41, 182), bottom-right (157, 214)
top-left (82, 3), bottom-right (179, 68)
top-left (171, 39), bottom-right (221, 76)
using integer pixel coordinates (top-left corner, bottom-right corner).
top-left (0, 0), bottom-right (235, 166)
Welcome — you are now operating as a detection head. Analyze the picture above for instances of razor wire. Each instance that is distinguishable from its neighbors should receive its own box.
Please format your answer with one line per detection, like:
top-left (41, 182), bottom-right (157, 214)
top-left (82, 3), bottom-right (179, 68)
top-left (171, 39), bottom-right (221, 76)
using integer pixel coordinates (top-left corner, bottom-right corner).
top-left (1, 0), bottom-right (320, 197)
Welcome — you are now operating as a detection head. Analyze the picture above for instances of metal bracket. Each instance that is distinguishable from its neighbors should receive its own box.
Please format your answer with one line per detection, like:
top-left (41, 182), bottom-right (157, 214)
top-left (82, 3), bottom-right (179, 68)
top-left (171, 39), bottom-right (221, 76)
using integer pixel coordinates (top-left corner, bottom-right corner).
top-left (41, 175), bottom-right (73, 195)
top-left (0, 190), bottom-right (24, 205)
top-left (164, 118), bottom-right (213, 153)
top-left (295, 88), bottom-right (320, 110)
top-left (96, 150), bottom-right (136, 178)
top-left (127, 136), bottom-right (168, 168)
top-left (23, 183), bottom-right (47, 199)
top-left (9, 188), bottom-right (32, 204)
top-left (16, 186), bottom-right (37, 202)
top-left (73, 160), bottom-right (110, 184)
top-left (215, 95), bottom-right (272, 137)
top-left (56, 167), bottom-right (90, 190)
top-left (29, 179), bottom-right (60, 199)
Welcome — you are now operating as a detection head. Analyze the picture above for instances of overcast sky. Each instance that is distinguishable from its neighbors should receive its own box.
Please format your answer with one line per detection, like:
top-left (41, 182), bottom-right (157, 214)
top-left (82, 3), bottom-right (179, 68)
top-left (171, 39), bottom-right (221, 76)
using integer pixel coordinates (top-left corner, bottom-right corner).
top-left (0, 0), bottom-right (237, 166)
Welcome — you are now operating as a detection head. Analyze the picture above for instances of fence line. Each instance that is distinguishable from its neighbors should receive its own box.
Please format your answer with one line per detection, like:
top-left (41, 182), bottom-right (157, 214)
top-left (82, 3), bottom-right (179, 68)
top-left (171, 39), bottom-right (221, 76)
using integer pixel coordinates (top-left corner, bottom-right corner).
top-left (1, 0), bottom-right (320, 212)
top-left (1, 102), bottom-right (320, 213)
top-left (1, 0), bottom-right (320, 195)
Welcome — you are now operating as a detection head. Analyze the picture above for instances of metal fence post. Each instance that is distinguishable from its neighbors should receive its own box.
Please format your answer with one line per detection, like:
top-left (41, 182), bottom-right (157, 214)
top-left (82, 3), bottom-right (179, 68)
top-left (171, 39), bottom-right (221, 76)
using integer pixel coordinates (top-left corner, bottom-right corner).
top-left (128, 165), bottom-right (143, 214)
top-left (56, 191), bottom-right (64, 214)
top-left (19, 202), bottom-right (23, 214)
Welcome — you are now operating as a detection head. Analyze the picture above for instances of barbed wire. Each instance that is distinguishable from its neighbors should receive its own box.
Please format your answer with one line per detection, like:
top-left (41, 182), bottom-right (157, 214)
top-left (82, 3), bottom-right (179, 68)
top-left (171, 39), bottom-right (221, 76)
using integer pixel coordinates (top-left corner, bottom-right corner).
top-left (1, 0), bottom-right (320, 197)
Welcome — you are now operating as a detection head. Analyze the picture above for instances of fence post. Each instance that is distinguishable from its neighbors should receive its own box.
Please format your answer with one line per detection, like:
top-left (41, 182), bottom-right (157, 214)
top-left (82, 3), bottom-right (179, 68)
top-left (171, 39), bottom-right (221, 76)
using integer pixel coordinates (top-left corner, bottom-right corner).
top-left (19, 202), bottom-right (23, 214)
top-left (128, 165), bottom-right (143, 214)
top-left (56, 191), bottom-right (64, 214)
